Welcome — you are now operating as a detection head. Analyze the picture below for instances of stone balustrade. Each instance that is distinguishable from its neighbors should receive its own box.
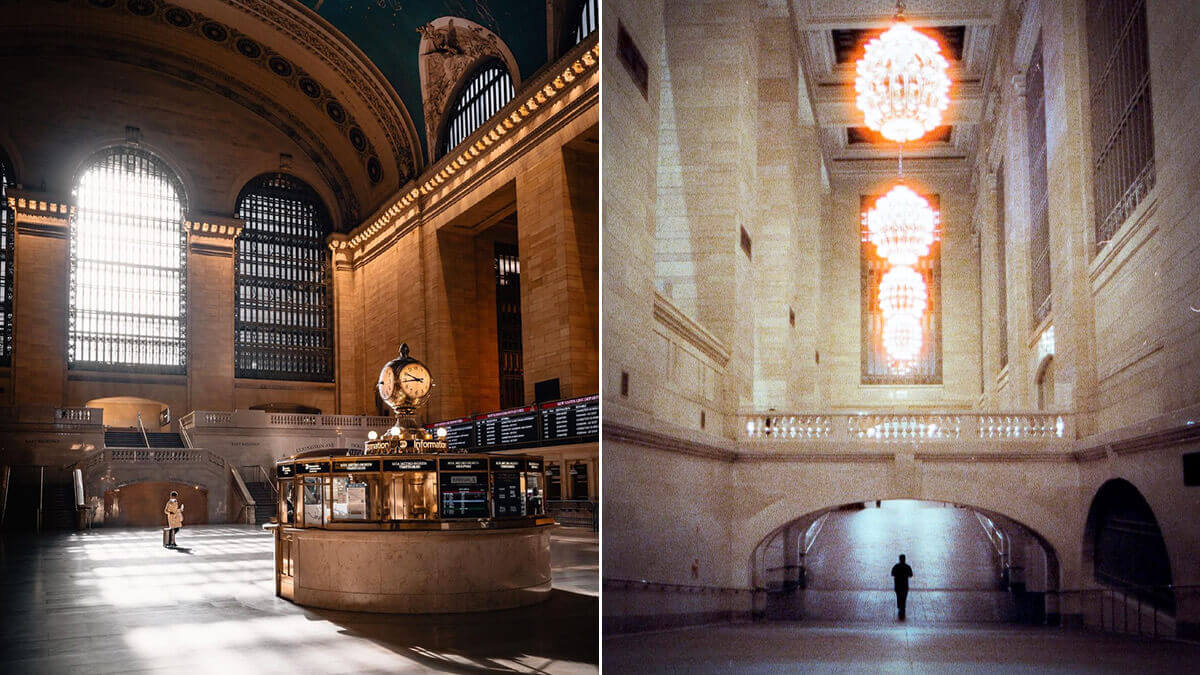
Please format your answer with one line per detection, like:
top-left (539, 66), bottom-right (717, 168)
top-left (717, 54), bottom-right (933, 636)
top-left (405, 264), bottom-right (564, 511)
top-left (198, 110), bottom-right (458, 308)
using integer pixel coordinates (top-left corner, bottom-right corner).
top-left (0, 406), bottom-right (103, 426)
top-left (179, 410), bottom-right (394, 430)
top-left (742, 412), bottom-right (1070, 443)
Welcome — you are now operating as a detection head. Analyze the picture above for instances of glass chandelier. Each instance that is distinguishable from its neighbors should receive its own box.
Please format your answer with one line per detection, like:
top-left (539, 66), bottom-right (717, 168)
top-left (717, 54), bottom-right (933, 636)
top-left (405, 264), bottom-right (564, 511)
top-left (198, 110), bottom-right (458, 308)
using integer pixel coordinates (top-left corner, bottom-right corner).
top-left (854, 1), bottom-right (951, 143)
top-left (882, 313), bottom-right (923, 370)
top-left (864, 184), bottom-right (938, 266)
top-left (878, 265), bottom-right (927, 318)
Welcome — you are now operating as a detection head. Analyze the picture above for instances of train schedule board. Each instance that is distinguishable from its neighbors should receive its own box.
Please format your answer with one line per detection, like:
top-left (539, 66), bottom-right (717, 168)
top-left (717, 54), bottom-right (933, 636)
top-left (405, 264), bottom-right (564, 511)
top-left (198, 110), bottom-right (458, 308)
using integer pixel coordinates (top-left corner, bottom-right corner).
top-left (491, 458), bottom-right (525, 518)
top-left (539, 395), bottom-right (600, 444)
top-left (475, 405), bottom-right (540, 449)
top-left (439, 472), bottom-right (489, 518)
top-left (426, 416), bottom-right (475, 451)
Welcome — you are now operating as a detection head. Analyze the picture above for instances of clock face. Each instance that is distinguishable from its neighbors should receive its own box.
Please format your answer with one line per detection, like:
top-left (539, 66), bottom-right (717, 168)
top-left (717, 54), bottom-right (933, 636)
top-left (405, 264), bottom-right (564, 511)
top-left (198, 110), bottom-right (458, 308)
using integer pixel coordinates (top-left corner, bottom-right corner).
top-left (399, 362), bottom-right (431, 399)
top-left (378, 366), bottom-right (396, 401)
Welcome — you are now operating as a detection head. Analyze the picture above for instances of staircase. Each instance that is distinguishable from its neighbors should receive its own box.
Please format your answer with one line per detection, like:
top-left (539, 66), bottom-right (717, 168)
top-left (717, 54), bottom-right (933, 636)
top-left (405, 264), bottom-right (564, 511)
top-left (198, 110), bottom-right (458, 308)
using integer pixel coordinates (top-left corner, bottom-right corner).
top-left (245, 481), bottom-right (276, 525)
top-left (103, 429), bottom-right (187, 448)
top-left (41, 481), bottom-right (76, 530)
top-left (0, 467), bottom-right (75, 531)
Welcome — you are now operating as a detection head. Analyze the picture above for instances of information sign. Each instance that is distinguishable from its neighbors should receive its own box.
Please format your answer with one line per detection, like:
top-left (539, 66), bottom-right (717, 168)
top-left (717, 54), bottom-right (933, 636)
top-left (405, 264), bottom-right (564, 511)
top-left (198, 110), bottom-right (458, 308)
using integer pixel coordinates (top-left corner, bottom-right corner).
top-left (384, 458), bottom-right (437, 472)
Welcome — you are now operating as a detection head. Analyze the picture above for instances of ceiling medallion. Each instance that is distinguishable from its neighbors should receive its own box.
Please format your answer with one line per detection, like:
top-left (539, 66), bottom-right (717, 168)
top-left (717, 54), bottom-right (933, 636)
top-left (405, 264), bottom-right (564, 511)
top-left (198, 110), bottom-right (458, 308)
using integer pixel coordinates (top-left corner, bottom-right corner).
top-left (854, 1), bottom-right (951, 143)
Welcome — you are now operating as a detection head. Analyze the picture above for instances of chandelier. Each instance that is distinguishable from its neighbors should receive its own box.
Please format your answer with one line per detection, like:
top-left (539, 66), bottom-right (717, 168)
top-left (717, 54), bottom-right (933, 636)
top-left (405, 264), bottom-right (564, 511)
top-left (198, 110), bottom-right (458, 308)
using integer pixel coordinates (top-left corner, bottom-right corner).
top-left (854, 2), bottom-right (951, 143)
top-left (865, 184), bottom-right (938, 266)
top-left (882, 313), bottom-right (923, 369)
top-left (878, 265), bottom-right (927, 318)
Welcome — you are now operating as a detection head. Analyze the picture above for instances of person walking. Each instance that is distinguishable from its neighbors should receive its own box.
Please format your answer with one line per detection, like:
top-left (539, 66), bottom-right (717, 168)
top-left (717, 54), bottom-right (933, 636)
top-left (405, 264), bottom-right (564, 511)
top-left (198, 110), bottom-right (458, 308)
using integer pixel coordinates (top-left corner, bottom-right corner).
top-left (891, 554), bottom-right (914, 620)
top-left (163, 491), bottom-right (184, 548)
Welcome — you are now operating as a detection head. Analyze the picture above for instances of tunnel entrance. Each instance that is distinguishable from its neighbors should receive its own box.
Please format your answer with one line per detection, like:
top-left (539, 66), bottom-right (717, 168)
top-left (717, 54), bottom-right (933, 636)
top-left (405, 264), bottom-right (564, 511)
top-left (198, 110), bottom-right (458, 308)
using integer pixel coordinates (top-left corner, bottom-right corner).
top-left (755, 500), bottom-right (1058, 624)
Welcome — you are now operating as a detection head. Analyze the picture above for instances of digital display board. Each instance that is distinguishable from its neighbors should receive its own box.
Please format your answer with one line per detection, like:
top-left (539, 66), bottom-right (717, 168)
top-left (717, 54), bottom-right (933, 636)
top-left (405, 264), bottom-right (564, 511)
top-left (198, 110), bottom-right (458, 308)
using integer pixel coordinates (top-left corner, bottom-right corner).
top-left (439, 472), bottom-right (489, 518)
top-left (492, 470), bottom-right (525, 518)
top-left (540, 395), bottom-right (600, 443)
top-left (384, 458), bottom-right (437, 472)
top-left (439, 457), bottom-right (487, 472)
top-left (427, 416), bottom-right (475, 451)
top-left (297, 461), bottom-right (330, 474)
top-left (276, 463), bottom-right (295, 478)
top-left (475, 405), bottom-right (540, 448)
top-left (333, 459), bottom-right (380, 473)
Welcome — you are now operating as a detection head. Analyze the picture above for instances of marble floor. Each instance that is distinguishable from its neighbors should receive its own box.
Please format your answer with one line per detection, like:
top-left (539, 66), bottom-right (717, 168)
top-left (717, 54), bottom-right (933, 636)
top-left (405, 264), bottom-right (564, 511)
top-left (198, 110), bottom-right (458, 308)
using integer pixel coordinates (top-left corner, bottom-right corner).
top-left (603, 622), bottom-right (1200, 673)
top-left (0, 524), bottom-right (598, 674)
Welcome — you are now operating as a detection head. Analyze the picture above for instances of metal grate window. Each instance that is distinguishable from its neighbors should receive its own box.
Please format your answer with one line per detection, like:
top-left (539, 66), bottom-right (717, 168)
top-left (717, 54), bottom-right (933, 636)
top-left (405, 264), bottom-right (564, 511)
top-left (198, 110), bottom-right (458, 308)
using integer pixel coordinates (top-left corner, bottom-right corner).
top-left (0, 148), bottom-right (14, 366)
top-left (1026, 37), bottom-right (1052, 326)
top-left (234, 174), bottom-right (333, 382)
top-left (439, 61), bottom-right (514, 159)
top-left (495, 242), bottom-right (524, 408)
top-left (1087, 0), bottom-right (1154, 252)
top-left (861, 195), bottom-right (942, 385)
top-left (574, 0), bottom-right (598, 44)
top-left (69, 147), bottom-right (187, 373)
top-left (997, 166), bottom-right (1008, 369)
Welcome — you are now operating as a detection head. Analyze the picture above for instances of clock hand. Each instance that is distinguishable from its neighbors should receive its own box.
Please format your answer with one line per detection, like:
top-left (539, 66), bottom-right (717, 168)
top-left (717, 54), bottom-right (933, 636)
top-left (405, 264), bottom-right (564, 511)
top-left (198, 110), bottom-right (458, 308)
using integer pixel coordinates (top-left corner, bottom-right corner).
top-left (402, 375), bottom-right (425, 383)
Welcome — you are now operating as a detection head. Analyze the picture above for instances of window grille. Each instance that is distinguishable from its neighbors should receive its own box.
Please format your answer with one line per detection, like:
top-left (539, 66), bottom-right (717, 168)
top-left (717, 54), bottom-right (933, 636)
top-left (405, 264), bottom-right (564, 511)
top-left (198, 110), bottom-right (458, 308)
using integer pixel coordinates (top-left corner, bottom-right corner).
top-left (997, 166), bottom-right (1008, 368)
top-left (439, 61), bottom-right (514, 159)
top-left (234, 174), bottom-right (333, 382)
top-left (861, 195), bottom-right (942, 384)
top-left (574, 0), bottom-right (598, 44)
top-left (69, 147), bottom-right (187, 373)
top-left (495, 243), bottom-right (524, 408)
top-left (1026, 37), bottom-right (1052, 326)
top-left (1087, 0), bottom-right (1154, 252)
top-left (0, 148), bottom-right (14, 366)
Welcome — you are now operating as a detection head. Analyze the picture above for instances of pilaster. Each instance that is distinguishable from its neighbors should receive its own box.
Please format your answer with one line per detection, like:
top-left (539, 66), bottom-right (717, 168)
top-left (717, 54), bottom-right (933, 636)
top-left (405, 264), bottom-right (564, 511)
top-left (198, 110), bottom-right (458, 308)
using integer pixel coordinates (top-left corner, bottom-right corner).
top-left (10, 193), bottom-right (71, 406)
top-left (184, 216), bottom-right (241, 412)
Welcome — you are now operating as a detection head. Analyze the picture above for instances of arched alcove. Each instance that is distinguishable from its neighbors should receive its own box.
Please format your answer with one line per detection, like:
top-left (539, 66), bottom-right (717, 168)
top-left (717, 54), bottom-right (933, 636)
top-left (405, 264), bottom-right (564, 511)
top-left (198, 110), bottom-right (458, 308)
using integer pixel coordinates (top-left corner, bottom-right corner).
top-left (87, 397), bottom-right (169, 429)
top-left (1082, 478), bottom-right (1174, 611)
top-left (1037, 355), bottom-right (1055, 411)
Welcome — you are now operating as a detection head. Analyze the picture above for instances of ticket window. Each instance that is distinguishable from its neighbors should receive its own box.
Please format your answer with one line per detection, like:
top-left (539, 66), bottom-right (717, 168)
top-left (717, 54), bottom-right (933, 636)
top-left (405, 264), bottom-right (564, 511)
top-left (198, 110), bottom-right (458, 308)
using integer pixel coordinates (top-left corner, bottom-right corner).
top-left (331, 475), bottom-right (378, 521)
top-left (524, 471), bottom-right (544, 515)
top-left (569, 463), bottom-right (590, 500)
top-left (388, 472), bottom-right (438, 520)
top-left (547, 463), bottom-right (562, 500)
top-left (300, 476), bottom-right (328, 528)
top-left (279, 480), bottom-right (296, 525)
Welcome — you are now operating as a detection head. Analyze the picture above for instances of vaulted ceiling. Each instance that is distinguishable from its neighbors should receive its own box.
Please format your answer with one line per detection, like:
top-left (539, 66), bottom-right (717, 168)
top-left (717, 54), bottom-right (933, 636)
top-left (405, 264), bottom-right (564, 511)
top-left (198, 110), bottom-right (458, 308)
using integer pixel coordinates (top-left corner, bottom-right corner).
top-left (790, 0), bottom-right (1008, 186)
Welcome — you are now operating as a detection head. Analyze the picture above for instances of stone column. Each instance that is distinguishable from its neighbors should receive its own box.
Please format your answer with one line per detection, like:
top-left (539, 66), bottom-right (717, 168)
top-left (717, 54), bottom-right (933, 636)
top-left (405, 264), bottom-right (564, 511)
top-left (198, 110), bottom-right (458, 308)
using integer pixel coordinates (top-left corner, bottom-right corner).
top-left (515, 142), bottom-right (599, 403)
top-left (1042, 0), bottom-right (1098, 437)
top-left (10, 194), bottom-right (70, 406)
top-left (1002, 75), bottom-right (1035, 408)
top-left (184, 216), bottom-right (241, 413)
top-left (976, 170), bottom-right (1002, 403)
top-left (329, 234), bottom-right (366, 415)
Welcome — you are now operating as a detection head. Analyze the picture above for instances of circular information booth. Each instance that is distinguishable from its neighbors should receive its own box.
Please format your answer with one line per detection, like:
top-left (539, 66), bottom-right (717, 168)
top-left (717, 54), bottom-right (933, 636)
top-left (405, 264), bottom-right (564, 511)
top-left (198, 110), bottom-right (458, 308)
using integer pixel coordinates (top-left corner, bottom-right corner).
top-left (272, 450), bottom-right (552, 613)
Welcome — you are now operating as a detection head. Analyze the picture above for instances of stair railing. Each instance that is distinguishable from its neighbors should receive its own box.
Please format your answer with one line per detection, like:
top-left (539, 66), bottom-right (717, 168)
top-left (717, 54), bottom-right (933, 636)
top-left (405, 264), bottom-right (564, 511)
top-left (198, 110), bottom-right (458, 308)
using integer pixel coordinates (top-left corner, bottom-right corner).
top-left (179, 423), bottom-right (193, 449)
top-left (241, 464), bottom-right (279, 500)
top-left (229, 464), bottom-right (256, 525)
top-left (136, 412), bottom-right (151, 448)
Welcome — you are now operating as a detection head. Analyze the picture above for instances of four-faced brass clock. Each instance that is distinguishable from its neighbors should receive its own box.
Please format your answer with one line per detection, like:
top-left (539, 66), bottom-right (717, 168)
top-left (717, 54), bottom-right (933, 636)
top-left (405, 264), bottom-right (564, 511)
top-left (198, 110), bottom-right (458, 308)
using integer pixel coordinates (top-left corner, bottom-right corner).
top-left (378, 343), bottom-right (434, 413)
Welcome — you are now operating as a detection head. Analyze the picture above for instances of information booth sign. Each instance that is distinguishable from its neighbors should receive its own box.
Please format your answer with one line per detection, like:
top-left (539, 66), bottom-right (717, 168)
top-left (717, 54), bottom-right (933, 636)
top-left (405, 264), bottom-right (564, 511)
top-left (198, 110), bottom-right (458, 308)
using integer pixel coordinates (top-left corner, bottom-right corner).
top-left (540, 395), bottom-right (600, 443)
top-left (277, 463), bottom-right (295, 478)
top-left (438, 457), bottom-right (489, 518)
top-left (298, 461), bottom-right (330, 475)
top-left (475, 406), bottom-right (540, 449)
top-left (523, 458), bottom-right (544, 515)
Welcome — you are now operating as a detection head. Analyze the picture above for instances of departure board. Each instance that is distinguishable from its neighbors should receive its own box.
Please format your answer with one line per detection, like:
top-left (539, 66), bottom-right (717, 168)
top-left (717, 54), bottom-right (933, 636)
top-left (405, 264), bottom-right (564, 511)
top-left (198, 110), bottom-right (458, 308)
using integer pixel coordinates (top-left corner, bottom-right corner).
top-left (427, 416), bottom-right (475, 450)
top-left (540, 395), bottom-right (600, 443)
top-left (439, 472), bottom-right (489, 518)
top-left (491, 470), bottom-right (525, 517)
top-left (384, 458), bottom-right (437, 472)
top-left (475, 405), bottom-right (540, 448)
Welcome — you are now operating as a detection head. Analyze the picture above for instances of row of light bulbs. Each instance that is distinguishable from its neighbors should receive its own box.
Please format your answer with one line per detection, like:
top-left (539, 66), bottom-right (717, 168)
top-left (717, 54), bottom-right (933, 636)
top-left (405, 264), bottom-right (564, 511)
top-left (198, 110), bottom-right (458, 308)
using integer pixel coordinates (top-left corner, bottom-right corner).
top-left (855, 1), bottom-right (950, 372)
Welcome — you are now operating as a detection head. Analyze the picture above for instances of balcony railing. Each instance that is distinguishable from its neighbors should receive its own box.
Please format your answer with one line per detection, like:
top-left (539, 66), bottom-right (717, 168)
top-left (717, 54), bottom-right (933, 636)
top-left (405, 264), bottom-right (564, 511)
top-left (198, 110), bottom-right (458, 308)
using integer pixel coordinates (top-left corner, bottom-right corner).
top-left (79, 447), bottom-right (225, 473)
top-left (179, 410), bottom-right (394, 431)
top-left (742, 412), bottom-right (1069, 442)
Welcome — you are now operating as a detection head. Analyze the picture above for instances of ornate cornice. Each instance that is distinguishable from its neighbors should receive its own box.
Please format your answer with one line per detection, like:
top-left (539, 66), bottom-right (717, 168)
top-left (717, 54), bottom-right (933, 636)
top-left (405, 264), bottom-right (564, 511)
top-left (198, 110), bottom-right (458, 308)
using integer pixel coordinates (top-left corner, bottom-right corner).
top-left (653, 292), bottom-right (732, 368)
top-left (604, 421), bottom-right (737, 463)
top-left (9, 195), bottom-right (72, 238)
top-left (333, 40), bottom-right (599, 253)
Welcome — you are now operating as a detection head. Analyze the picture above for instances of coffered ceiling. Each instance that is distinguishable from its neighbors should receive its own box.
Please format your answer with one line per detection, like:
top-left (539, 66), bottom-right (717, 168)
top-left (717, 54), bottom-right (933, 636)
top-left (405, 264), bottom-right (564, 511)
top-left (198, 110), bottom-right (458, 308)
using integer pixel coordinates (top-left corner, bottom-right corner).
top-left (790, 0), bottom-right (1009, 186)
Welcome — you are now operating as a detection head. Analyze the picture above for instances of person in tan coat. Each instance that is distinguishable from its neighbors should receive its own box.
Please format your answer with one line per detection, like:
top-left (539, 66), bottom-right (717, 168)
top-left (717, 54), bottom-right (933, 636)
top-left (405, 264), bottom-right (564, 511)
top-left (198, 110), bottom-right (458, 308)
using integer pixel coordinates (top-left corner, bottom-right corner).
top-left (164, 491), bottom-right (184, 547)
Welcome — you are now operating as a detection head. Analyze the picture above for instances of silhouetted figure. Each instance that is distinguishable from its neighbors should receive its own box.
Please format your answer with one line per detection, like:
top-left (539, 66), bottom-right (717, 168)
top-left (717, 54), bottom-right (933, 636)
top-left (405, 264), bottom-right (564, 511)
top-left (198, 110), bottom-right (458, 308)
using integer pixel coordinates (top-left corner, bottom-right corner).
top-left (891, 554), bottom-right (914, 620)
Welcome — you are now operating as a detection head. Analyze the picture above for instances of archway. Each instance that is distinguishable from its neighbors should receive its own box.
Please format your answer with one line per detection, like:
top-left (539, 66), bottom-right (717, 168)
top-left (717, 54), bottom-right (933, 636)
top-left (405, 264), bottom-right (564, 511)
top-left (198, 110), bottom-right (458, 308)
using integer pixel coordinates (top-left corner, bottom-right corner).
top-left (752, 499), bottom-right (1060, 624)
top-left (1083, 479), bottom-right (1174, 612)
top-left (87, 397), bottom-right (169, 429)
top-left (1037, 355), bottom-right (1055, 410)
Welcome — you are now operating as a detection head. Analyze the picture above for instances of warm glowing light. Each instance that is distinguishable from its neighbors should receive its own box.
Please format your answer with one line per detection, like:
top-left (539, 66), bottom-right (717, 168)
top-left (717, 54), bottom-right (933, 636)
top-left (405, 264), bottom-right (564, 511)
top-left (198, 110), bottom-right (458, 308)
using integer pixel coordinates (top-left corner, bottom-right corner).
top-left (866, 184), bottom-right (938, 266)
top-left (436, 427), bottom-right (447, 439)
top-left (367, 430), bottom-right (378, 440)
top-left (882, 313), bottom-right (923, 369)
top-left (878, 265), bottom-right (927, 318)
top-left (855, 20), bottom-right (951, 142)
top-left (388, 425), bottom-right (401, 437)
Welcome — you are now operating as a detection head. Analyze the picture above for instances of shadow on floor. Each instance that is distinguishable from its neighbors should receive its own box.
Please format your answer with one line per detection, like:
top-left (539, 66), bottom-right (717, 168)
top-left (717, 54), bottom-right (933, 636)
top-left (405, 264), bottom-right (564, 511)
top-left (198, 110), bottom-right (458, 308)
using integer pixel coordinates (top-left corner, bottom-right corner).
top-left (309, 589), bottom-right (599, 673)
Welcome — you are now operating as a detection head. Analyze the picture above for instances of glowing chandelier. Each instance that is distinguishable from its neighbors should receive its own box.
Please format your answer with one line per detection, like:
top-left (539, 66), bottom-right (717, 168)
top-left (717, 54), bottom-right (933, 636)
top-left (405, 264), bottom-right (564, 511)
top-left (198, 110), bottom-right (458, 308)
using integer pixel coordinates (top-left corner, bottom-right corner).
top-left (865, 184), bottom-right (938, 266)
top-left (882, 313), bottom-right (923, 370)
top-left (878, 265), bottom-right (927, 318)
top-left (854, 1), bottom-right (951, 143)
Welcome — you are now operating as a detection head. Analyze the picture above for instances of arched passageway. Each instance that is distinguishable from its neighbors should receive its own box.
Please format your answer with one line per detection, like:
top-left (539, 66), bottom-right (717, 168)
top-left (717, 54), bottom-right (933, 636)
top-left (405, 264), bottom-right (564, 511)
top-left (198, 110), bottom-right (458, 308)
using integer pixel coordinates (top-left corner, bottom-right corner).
top-left (1083, 479), bottom-right (1174, 613)
top-left (754, 500), bottom-right (1059, 624)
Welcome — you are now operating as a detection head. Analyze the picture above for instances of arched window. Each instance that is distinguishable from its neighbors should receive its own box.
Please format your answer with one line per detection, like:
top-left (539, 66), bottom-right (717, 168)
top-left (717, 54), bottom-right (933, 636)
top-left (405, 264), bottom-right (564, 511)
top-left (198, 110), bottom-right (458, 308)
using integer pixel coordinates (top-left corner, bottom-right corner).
top-left (439, 60), bottom-right (514, 159)
top-left (0, 147), bottom-right (15, 366)
top-left (69, 147), bottom-right (187, 373)
top-left (574, 0), bottom-right (598, 44)
top-left (234, 173), bottom-right (333, 382)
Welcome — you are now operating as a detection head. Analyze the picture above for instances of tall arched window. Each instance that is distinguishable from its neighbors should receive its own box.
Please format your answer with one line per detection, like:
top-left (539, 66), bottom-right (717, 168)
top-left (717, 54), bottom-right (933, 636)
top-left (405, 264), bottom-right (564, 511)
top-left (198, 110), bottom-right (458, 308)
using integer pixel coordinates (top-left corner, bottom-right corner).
top-left (234, 173), bottom-right (333, 382)
top-left (439, 60), bottom-right (514, 159)
top-left (574, 0), bottom-right (598, 44)
top-left (0, 147), bottom-right (14, 366)
top-left (69, 147), bottom-right (187, 373)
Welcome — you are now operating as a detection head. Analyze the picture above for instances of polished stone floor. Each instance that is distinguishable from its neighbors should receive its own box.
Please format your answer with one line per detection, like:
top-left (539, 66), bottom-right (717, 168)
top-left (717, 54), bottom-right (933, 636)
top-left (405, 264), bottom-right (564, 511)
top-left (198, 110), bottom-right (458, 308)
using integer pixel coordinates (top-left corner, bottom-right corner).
top-left (603, 622), bottom-right (1200, 673)
top-left (0, 524), bottom-right (598, 674)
